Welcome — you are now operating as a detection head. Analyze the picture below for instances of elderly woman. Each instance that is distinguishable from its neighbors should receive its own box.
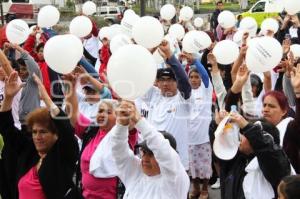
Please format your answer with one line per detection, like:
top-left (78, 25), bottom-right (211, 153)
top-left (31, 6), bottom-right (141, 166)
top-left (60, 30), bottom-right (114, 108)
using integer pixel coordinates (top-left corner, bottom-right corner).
top-left (65, 74), bottom-right (137, 199)
top-left (0, 71), bottom-right (79, 199)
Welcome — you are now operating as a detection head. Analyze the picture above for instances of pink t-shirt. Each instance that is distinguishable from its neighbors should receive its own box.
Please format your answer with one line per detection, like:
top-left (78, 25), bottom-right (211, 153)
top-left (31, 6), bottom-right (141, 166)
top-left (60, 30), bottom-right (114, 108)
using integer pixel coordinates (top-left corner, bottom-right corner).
top-left (75, 114), bottom-right (137, 199)
top-left (18, 166), bottom-right (47, 199)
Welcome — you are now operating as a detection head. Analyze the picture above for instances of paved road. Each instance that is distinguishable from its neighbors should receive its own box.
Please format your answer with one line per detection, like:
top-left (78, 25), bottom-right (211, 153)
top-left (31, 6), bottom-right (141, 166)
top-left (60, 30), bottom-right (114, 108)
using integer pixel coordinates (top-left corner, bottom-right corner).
top-left (189, 185), bottom-right (221, 199)
top-left (208, 187), bottom-right (221, 199)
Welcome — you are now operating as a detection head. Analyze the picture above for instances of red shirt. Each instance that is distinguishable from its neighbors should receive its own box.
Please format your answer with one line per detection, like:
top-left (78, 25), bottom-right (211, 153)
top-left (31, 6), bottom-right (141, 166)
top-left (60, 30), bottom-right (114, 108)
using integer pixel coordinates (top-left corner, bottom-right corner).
top-left (0, 25), bottom-right (8, 49)
top-left (18, 166), bottom-right (47, 199)
top-left (75, 114), bottom-right (138, 199)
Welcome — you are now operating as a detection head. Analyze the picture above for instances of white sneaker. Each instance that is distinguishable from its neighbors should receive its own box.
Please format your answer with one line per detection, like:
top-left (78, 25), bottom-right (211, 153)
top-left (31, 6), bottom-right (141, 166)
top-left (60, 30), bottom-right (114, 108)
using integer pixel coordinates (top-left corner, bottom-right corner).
top-left (211, 178), bottom-right (220, 189)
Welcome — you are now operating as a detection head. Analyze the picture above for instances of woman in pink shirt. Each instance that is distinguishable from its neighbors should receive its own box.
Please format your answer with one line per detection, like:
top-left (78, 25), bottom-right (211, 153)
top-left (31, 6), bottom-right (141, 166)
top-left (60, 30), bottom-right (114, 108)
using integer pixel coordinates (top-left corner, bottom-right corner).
top-left (65, 74), bottom-right (138, 199)
top-left (0, 72), bottom-right (79, 199)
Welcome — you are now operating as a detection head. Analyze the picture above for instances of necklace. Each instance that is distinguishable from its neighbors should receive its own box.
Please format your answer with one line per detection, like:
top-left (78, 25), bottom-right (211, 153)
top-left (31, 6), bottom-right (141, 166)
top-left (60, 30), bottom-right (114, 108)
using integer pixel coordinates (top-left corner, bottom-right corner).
top-left (37, 157), bottom-right (43, 171)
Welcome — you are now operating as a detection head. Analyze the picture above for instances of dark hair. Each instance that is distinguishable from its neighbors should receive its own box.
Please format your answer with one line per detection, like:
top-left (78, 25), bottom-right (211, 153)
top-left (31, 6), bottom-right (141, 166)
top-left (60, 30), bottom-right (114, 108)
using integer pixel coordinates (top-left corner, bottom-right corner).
top-left (263, 91), bottom-right (289, 112)
top-left (17, 58), bottom-right (26, 67)
top-left (26, 108), bottom-right (58, 135)
top-left (36, 43), bottom-right (45, 52)
top-left (250, 74), bottom-right (263, 97)
top-left (216, 1), bottom-right (223, 5)
top-left (188, 68), bottom-right (199, 77)
top-left (279, 175), bottom-right (300, 199)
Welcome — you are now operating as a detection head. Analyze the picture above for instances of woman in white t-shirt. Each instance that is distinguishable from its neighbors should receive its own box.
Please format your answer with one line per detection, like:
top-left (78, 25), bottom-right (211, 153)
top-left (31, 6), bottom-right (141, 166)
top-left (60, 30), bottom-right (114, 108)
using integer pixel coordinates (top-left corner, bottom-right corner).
top-left (188, 68), bottom-right (213, 199)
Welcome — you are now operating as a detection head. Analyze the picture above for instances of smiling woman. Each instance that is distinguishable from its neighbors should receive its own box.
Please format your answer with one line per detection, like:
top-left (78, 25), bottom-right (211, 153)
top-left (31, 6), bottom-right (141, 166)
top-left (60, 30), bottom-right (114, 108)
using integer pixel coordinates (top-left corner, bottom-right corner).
top-left (0, 72), bottom-right (80, 199)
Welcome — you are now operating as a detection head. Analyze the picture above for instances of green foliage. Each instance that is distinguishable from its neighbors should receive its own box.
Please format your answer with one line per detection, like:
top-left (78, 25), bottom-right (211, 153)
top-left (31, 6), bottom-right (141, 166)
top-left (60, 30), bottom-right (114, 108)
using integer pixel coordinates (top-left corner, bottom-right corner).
top-left (0, 135), bottom-right (4, 159)
top-left (90, 16), bottom-right (109, 27)
top-left (66, 0), bottom-right (75, 9)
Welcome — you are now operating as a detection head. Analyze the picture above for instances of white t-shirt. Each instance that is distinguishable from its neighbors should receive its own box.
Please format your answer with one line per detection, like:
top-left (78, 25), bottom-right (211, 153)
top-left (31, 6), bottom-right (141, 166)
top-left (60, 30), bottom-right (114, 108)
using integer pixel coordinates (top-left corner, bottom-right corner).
top-left (77, 90), bottom-right (100, 122)
top-left (111, 120), bottom-right (190, 199)
top-left (83, 36), bottom-right (102, 59)
top-left (0, 81), bottom-right (22, 129)
top-left (189, 82), bottom-right (213, 145)
top-left (139, 86), bottom-right (190, 169)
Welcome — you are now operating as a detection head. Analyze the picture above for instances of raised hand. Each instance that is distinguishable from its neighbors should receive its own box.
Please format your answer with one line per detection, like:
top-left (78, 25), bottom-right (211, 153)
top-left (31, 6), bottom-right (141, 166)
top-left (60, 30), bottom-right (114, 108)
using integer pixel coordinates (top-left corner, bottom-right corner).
top-left (158, 40), bottom-right (173, 60)
top-left (228, 112), bottom-right (249, 129)
top-left (282, 38), bottom-right (291, 55)
top-left (180, 52), bottom-right (195, 65)
top-left (4, 71), bottom-right (23, 98)
top-left (207, 52), bottom-right (219, 73)
top-left (235, 64), bottom-right (249, 84)
top-left (291, 64), bottom-right (300, 96)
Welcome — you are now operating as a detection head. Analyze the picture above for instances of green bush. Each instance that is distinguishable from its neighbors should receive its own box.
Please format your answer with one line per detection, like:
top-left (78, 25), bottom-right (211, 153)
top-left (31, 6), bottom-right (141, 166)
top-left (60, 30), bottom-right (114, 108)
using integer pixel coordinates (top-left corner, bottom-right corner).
top-left (90, 16), bottom-right (109, 27)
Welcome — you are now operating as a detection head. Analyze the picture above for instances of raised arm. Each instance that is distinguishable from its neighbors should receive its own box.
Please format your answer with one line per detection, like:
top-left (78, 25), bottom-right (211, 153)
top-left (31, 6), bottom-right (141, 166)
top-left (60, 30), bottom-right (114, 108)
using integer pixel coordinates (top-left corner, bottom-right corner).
top-left (158, 41), bottom-right (192, 99)
top-left (225, 65), bottom-right (249, 112)
top-left (0, 49), bottom-right (14, 76)
top-left (62, 74), bottom-right (79, 127)
top-left (111, 102), bottom-right (142, 186)
top-left (13, 44), bottom-right (41, 78)
top-left (33, 73), bottom-right (79, 163)
top-left (0, 72), bottom-right (27, 149)
top-left (286, 64), bottom-right (300, 143)
top-left (76, 66), bottom-right (104, 91)
top-left (183, 52), bottom-right (210, 88)
top-left (231, 33), bottom-right (248, 83)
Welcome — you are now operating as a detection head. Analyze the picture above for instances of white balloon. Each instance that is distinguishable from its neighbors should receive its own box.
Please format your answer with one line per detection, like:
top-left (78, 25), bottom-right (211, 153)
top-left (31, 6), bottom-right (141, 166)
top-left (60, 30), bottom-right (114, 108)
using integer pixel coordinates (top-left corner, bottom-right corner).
top-left (233, 29), bottom-right (248, 46)
top-left (168, 24), bottom-right (185, 41)
top-left (69, 16), bottom-right (92, 38)
top-left (132, 16), bottom-right (164, 48)
top-left (6, 19), bottom-right (30, 44)
top-left (164, 34), bottom-right (176, 53)
top-left (283, 0), bottom-right (300, 15)
top-left (290, 44), bottom-right (300, 58)
top-left (44, 34), bottom-right (83, 74)
top-left (110, 34), bottom-right (132, 54)
top-left (121, 14), bottom-right (140, 38)
top-left (182, 30), bottom-right (212, 53)
top-left (213, 40), bottom-right (239, 65)
top-left (123, 9), bottom-right (136, 17)
top-left (160, 4), bottom-right (176, 20)
top-left (109, 24), bottom-right (123, 39)
top-left (99, 26), bottom-right (112, 40)
top-left (194, 17), bottom-right (204, 28)
top-left (107, 44), bottom-right (156, 100)
top-left (246, 37), bottom-right (283, 73)
top-left (261, 18), bottom-right (279, 35)
top-left (239, 17), bottom-right (257, 37)
top-left (82, 1), bottom-right (97, 16)
top-left (38, 5), bottom-right (60, 28)
top-left (218, 10), bottom-right (236, 29)
top-left (180, 6), bottom-right (194, 21)
top-left (153, 49), bottom-right (165, 65)
top-left (29, 25), bottom-right (36, 34)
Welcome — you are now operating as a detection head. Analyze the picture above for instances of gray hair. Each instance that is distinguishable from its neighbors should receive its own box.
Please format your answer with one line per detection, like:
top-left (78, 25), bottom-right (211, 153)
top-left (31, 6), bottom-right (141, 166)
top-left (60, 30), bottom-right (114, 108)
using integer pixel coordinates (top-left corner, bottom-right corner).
top-left (98, 99), bottom-right (120, 110)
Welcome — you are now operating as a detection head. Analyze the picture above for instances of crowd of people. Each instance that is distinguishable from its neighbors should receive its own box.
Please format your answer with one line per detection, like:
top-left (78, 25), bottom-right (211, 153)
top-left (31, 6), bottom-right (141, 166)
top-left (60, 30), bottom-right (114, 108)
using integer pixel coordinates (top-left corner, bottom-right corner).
top-left (0, 1), bottom-right (300, 199)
